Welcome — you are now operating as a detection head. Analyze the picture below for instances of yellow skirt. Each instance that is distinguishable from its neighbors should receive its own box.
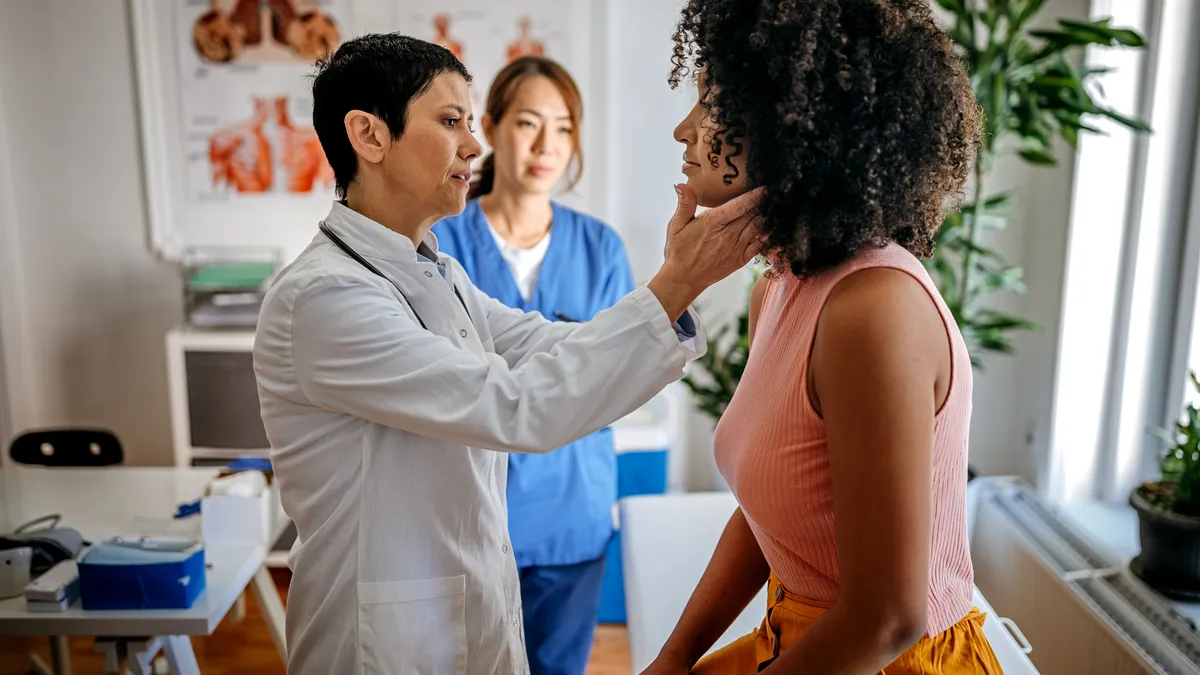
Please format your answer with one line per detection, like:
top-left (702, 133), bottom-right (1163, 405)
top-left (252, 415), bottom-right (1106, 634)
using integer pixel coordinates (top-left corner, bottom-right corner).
top-left (692, 574), bottom-right (1004, 674)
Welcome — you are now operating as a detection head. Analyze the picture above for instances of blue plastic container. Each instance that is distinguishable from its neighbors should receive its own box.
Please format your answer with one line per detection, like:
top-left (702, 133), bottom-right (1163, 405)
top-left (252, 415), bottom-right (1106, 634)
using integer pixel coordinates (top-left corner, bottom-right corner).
top-left (79, 543), bottom-right (206, 610)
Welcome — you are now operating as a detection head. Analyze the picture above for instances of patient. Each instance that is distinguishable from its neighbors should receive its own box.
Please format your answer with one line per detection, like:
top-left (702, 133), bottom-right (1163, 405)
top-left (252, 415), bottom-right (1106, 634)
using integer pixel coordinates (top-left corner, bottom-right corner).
top-left (643, 1), bottom-right (1002, 673)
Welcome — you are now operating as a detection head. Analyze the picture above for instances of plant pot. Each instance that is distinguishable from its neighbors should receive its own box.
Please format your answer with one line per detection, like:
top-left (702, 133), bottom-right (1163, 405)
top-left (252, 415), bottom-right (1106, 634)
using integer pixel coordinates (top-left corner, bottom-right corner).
top-left (1130, 484), bottom-right (1200, 598)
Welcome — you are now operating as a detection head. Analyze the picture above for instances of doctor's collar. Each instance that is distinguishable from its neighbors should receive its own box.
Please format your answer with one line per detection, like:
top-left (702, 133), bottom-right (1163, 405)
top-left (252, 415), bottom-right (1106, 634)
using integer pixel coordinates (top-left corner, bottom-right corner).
top-left (325, 200), bottom-right (442, 265)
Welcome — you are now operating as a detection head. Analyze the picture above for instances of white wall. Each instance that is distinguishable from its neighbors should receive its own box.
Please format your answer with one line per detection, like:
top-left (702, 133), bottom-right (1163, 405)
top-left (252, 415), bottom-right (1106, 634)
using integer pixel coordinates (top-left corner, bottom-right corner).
top-left (0, 0), bottom-right (1089, 482)
top-left (968, 0), bottom-right (1093, 482)
top-left (0, 0), bottom-right (183, 466)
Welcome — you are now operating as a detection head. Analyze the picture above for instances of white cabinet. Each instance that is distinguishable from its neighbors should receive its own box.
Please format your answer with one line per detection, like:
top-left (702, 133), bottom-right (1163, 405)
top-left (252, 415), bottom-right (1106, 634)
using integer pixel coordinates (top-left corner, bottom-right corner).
top-left (166, 327), bottom-right (263, 468)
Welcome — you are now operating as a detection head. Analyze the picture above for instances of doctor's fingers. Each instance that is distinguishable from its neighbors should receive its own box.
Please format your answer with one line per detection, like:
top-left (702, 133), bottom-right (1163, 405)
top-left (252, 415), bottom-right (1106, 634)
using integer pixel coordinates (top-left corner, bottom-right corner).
top-left (707, 210), bottom-right (764, 258)
top-left (735, 214), bottom-right (768, 263)
top-left (666, 183), bottom-right (700, 237)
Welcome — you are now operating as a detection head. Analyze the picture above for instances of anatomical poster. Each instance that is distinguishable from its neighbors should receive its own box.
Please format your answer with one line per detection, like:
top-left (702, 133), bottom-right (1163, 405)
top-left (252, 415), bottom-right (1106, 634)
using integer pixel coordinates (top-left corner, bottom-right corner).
top-left (176, 0), bottom-right (352, 203)
top-left (396, 0), bottom-right (578, 155)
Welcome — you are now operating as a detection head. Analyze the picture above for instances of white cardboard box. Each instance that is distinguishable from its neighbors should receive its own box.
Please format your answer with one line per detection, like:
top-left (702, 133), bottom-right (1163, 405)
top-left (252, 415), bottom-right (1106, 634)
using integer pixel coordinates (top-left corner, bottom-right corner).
top-left (200, 489), bottom-right (275, 547)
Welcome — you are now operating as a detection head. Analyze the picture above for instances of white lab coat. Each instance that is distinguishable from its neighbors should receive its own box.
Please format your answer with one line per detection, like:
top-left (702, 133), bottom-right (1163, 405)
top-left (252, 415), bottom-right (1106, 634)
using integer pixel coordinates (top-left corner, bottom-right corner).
top-left (253, 202), bottom-right (707, 675)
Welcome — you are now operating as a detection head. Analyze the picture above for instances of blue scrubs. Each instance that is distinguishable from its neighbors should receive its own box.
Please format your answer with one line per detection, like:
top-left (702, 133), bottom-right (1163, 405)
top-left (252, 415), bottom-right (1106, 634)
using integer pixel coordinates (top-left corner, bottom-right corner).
top-left (433, 199), bottom-right (634, 675)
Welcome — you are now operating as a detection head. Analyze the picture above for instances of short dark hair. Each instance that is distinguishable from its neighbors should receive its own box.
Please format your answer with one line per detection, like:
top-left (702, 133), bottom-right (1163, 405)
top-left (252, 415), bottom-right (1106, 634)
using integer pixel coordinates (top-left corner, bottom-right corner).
top-left (670, 0), bottom-right (980, 277)
top-left (312, 33), bottom-right (471, 198)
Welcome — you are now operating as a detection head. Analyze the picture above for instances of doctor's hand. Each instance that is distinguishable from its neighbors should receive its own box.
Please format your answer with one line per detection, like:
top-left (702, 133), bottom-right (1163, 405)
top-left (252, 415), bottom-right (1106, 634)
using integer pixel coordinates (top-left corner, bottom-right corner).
top-left (648, 184), bottom-right (766, 322)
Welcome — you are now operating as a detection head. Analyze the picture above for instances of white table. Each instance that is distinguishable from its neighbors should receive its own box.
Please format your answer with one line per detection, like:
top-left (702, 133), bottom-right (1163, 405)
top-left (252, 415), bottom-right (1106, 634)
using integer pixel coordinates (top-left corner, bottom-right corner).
top-left (0, 467), bottom-right (289, 674)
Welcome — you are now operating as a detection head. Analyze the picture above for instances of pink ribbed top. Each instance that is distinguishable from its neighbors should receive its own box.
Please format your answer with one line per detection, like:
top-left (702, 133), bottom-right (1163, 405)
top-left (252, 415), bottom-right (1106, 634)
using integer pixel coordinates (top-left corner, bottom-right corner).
top-left (714, 243), bottom-right (974, 636)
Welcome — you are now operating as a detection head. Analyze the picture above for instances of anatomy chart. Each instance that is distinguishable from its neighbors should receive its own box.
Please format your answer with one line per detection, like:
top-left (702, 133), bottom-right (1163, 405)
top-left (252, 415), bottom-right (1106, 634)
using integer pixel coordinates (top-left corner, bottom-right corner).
top-left (177, 0), bottom-right (349, 202)
top-left (397, 0), bottom-right (576, 154)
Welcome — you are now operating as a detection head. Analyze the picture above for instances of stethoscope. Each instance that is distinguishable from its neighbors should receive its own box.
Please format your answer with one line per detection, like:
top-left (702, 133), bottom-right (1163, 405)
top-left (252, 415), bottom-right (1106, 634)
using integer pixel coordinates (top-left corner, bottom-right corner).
top-left (319, 223), bottom-right (471, 331)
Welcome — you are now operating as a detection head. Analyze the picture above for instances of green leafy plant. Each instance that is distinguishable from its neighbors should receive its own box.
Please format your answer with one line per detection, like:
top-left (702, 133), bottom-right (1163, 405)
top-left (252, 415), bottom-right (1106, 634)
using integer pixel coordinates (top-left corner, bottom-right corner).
top-left (928, 0), bottom-right (1150, 367)
top-left (1142, 372), bottom-right (1200, 517)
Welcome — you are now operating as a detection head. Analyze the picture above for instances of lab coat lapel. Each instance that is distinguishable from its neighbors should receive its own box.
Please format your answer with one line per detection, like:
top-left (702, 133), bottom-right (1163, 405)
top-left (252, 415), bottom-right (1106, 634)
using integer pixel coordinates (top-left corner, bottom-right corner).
top-left (321, 202), bottom-right (484, 352)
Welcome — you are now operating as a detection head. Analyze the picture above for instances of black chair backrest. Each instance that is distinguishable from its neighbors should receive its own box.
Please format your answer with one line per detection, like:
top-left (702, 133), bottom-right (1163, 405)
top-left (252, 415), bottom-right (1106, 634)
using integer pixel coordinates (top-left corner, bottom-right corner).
top-left (9, 428), bottom-right (124, 467)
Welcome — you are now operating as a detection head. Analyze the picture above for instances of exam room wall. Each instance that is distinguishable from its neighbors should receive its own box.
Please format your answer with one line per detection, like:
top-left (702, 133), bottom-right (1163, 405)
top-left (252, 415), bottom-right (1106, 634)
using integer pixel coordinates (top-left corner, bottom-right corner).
top-left (0, 0), bottom-right (183, 466)
top-left (0, 0), bottom-right (1084, 480)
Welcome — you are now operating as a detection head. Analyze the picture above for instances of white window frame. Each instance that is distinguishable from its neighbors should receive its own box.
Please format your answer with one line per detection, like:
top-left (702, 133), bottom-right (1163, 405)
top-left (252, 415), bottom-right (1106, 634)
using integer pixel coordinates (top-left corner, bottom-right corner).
top-left (1046, 0), bottom-right (1200, 504)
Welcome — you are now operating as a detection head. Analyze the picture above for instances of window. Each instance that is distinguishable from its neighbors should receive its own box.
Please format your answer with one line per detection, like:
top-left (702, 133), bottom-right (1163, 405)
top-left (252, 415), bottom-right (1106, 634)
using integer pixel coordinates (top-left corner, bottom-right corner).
top-left (1048, 0), bottom-right (1200, 504)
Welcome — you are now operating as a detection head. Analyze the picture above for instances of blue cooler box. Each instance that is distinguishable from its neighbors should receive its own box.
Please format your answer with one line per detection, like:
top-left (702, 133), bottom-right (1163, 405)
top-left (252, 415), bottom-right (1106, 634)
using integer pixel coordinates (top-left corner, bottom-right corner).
top-left (598, 426), bottom-right (670, 624)
top-left (79, 542), bottom-right (206, 611)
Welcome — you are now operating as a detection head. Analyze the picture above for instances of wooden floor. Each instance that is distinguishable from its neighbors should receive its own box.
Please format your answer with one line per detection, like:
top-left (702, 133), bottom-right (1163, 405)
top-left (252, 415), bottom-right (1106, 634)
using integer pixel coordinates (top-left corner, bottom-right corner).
top-left (0, 569), bottom-right (632, 674)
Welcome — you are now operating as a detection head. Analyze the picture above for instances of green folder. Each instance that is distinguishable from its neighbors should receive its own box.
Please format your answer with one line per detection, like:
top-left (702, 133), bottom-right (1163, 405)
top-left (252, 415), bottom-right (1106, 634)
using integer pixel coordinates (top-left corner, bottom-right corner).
top-left (186, 262), bottom-right (275, 290)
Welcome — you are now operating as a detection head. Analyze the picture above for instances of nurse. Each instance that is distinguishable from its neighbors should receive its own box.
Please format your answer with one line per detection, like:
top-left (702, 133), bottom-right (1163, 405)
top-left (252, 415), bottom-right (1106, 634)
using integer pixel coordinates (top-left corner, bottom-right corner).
top-left (432, 57), bottom-right (628, 675)
top-left (253, 33), bottom-right (763, 675)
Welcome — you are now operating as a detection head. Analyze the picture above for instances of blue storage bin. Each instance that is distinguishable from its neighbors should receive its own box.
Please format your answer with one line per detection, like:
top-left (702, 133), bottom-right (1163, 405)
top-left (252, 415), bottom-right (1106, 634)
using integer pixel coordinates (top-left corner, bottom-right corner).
top-left (597, 534), bottom-right (625, 623)
top-left (616, 449), bottom-right (669, 498)
top-left (79, 543), bottom-right (206, 610)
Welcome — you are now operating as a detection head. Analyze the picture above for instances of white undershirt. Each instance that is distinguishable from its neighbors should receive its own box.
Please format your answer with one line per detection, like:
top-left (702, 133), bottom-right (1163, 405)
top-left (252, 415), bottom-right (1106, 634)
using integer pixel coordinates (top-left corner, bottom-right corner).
top-left (486, 224), bottom-right (551, 301)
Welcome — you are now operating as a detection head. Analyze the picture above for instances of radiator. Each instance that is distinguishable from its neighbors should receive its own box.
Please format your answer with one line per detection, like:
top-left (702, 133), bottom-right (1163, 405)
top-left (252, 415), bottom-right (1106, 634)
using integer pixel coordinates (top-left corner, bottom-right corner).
top-left (971, 479), bottom-right (1200, 675)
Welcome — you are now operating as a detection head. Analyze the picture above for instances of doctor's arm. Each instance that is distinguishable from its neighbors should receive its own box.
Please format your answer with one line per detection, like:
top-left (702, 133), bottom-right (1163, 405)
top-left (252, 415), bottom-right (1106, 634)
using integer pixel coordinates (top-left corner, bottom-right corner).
top-left (291, 276), bottom-right (695, 454)
top-left (290, 185), bottom-right (762, 455)
top-left (479, 192), bottom-right (732, 366)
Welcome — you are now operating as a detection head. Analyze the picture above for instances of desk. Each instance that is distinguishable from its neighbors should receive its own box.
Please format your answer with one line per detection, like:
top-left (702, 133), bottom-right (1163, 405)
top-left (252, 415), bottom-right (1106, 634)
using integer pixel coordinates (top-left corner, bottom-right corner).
top-left (0, 467), bottom-right (288, 674)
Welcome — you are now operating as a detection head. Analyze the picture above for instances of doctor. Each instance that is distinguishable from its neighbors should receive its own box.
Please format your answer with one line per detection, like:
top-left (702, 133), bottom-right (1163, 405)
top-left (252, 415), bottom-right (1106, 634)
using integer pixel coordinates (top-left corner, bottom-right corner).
top-left (433, 57), bottom-right (631, 675)
top-left (253, 33), bottom-right (763, 675)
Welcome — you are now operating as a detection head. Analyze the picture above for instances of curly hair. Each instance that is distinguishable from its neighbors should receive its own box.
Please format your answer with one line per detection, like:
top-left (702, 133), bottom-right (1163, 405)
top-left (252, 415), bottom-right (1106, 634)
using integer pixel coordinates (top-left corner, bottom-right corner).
top-left (670, 0), bottom-right (980, 276)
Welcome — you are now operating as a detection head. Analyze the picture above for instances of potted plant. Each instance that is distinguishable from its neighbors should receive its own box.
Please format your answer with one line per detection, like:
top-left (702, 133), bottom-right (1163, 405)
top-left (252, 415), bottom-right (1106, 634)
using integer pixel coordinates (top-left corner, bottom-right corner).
top-left (1131, 373), bottom-right (1200, 597)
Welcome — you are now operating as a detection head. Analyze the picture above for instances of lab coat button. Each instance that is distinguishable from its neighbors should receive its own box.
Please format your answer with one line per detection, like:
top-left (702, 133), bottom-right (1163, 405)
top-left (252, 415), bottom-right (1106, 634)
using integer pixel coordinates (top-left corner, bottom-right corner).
top-left (512, 615), bottom-right (519, 627)
top-left (460, 329), bottom-right (468, 338)
top-left (502, 544), bottom-right (509, 553)
top-left (425, 270), bottom-right (434, 277)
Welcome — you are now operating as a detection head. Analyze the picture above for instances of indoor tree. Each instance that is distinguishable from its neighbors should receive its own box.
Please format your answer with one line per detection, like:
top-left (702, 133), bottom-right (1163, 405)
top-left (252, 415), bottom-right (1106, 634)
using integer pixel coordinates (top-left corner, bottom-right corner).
top-left (929, 0), bottom-right (1149, 367)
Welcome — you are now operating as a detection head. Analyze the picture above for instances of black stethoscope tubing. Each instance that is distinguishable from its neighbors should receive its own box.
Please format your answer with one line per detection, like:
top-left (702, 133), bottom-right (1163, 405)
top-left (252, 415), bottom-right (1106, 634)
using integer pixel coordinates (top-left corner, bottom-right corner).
top-left (319, 223), bottom-right (471, 331)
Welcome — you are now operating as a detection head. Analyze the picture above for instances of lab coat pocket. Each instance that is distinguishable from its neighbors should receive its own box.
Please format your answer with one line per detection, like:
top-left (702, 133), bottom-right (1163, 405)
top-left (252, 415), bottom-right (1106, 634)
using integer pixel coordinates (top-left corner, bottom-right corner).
top-left (358, 575), bottom-right (468, 675)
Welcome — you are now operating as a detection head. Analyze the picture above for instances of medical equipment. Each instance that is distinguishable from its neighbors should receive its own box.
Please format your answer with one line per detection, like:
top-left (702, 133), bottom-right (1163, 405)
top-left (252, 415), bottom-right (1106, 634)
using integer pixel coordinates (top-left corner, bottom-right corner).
top-left (319, 223), bottom-right (471, 329)
top-left (24, 559), bottom-right (80, 611)
top-left (79, 541), bottom-right (206, 610)
top-left (0, 515), bottom-right (85, 577)
top-left (0, 547), bottom-right (33, 599)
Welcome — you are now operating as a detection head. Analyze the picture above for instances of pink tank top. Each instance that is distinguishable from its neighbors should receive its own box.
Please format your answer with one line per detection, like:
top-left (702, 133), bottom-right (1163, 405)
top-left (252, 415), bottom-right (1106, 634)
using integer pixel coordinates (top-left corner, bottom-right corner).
top-left (714, 243), bottom-right (974, 636)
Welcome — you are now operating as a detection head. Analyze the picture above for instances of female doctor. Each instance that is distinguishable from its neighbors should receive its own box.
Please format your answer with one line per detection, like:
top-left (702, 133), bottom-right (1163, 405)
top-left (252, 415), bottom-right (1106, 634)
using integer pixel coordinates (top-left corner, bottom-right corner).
top-left (432, 57), bottom-right (629, 675)
top-left (252, 34), bottom-right (764, 675)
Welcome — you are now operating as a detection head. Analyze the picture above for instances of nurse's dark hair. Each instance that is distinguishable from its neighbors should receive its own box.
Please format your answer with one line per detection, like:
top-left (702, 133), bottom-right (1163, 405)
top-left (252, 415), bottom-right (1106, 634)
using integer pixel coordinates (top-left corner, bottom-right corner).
top-left (468, 56), bottom-right (584, 200)
top-left (311, 33), bottom-right (471, 199)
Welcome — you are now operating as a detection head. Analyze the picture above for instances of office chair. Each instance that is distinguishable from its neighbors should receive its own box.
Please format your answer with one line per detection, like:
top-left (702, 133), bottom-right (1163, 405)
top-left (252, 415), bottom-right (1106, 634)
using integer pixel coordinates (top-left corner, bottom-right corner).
top-left (9, 427), bottom-right (124, 467)
top-left (6, 427), bottom-right (123, 675)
